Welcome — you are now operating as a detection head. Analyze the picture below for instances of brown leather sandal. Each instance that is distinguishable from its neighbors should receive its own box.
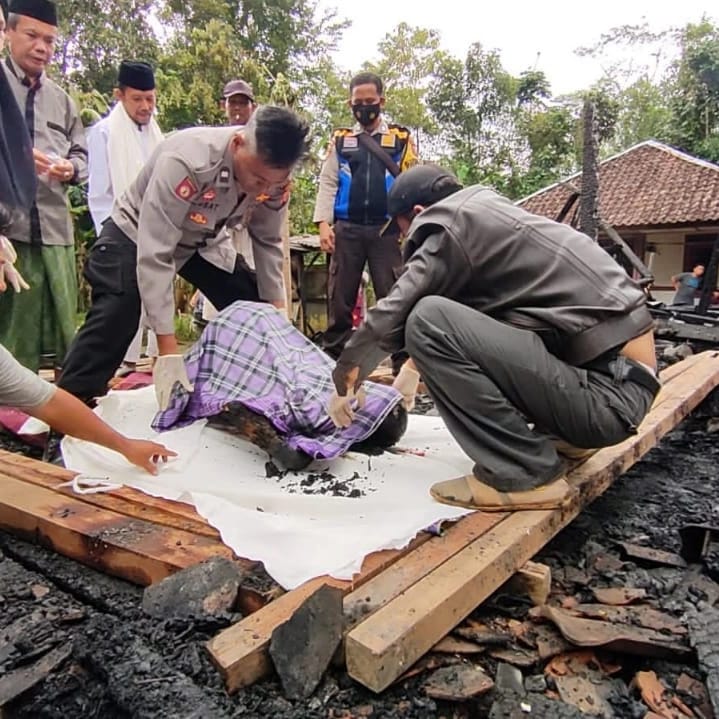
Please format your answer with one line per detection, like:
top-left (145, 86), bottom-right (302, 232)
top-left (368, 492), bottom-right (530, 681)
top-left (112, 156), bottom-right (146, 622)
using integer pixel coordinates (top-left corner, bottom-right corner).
top-left (430, 474), bottom-right (576, 512)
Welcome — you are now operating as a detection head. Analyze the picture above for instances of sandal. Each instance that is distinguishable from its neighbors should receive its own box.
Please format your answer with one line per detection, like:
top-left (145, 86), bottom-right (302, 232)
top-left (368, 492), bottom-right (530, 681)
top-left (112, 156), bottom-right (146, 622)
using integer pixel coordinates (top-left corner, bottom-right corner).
top-left (552, 439), bottom-right (596, 460)
top-left (430, 474), bottom-right (576, 512)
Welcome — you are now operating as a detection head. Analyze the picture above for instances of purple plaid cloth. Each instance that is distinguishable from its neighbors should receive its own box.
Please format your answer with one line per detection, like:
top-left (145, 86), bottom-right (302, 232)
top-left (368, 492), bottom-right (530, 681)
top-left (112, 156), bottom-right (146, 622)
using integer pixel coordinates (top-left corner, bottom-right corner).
top-left (152, 301), bottom-right (402, 459)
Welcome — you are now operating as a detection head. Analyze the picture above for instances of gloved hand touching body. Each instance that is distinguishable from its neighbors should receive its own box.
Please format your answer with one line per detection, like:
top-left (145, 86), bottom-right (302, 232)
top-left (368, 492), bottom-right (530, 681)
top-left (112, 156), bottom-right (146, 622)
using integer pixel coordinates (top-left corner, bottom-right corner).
top-left (327, 365), bottom-right (367, 428)
top-left (153, 354), bottom-right (194, 411)
top-left (327, 385), bottom-right (367, 428)
top-left (392, 360), bottom-right (420, 411)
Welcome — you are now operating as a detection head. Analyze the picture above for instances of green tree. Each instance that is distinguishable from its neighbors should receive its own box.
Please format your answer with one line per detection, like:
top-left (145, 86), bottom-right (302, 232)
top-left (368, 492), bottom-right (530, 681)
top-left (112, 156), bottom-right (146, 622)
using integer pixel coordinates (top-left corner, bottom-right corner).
top-left (668, 19), bottom-right (719, 161)
top-left (517, 105), bottom-right (576, 195)
top-left (428, 43), bottom-right (522, 193)
top-left (513, 70), bottom-right (576, 195)
top-left (364, 23), bottom-right (449, 149)
top-left (157, 18), bottom-right (259, 128)
top-left (56, 0), bottom-right (160, 94)
top-left (516, 70), bottom-right (551, 107)
top-left (612, 77), bottom-right (672, 151)
top-left (573, 22), bottom-right (674, 154)
top-left (161, 0), bottom-right (348, 84)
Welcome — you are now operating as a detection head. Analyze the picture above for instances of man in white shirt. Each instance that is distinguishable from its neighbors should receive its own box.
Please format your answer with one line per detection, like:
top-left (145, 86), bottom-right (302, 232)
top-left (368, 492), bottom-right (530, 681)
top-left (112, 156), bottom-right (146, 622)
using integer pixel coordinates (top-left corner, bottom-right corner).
top-left (87, 60), bottom-right (162, 370)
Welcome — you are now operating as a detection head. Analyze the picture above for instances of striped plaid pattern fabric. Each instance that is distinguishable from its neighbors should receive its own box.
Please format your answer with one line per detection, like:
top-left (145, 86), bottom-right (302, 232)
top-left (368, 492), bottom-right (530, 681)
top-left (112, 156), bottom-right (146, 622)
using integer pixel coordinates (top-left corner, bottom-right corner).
top-left (152, 301), bottom-right (401, 459)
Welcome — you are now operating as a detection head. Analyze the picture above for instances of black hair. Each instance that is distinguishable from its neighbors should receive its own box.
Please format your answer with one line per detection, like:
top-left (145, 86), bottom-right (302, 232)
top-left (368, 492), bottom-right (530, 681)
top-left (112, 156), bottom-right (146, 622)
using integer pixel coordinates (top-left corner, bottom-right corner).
top-left (248, 105), bottom-right (309, 169)
top-left (350, 403), bottom-right (408, 454)
top-left (349, 72), bottom-right (383, 96)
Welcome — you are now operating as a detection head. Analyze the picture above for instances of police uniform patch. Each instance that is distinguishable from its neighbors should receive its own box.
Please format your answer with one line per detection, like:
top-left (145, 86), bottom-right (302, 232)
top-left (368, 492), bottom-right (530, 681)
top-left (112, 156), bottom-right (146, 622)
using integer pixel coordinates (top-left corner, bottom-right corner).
top-left (189, 211), bottom-right (208, 225)
top-left (219, 167), bottom-right (231, 184)
top-left (380, 134), bottom-right (396, 148)
top-left (202, 189), bottom-right (216, 201)
top-left (255, 192), bottom-right (270, 203)
top-left (174, 177), bottom-right (197, 200)
top-left (343, 136), bottom-right (358, 149)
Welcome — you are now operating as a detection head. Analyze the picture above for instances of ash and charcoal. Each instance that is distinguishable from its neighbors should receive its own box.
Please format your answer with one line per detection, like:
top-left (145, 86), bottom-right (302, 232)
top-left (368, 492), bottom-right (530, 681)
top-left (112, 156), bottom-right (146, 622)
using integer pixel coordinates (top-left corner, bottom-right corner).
top-left (266, 460), bottom-right (369, 498)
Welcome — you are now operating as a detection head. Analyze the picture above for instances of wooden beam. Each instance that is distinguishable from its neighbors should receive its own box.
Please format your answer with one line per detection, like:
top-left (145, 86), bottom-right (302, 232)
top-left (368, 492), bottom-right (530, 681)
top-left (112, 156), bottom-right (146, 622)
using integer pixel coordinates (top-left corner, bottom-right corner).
top-left (207, 514), bottom-right (504, 692)
top-left (345, 352), bottom-right (719, 692)
top-left (0, 451), bottom-right (219, 539)
top-left (206, 536), bottom-right (429, 693)
top-left (343, 512), bottom-right (504, 628)
top-left (656, 351), bottom-right (704, 382)
top-left (346, 509), bottom-right (567, 692)
top-left (0, 474), bottom-right (236, 585)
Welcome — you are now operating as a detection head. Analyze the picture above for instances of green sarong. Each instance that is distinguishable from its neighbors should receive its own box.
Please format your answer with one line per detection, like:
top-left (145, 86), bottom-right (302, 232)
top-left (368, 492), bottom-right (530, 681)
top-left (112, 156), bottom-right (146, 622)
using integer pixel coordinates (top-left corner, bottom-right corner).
top-left (0, 241), bottom-right (77, 372)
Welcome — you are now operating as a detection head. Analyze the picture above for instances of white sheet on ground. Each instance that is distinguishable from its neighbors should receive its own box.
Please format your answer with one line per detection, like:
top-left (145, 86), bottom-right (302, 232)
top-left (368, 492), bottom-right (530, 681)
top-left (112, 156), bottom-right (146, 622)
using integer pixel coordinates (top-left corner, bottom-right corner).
top-left (61, 386), bottom-right (473, 589)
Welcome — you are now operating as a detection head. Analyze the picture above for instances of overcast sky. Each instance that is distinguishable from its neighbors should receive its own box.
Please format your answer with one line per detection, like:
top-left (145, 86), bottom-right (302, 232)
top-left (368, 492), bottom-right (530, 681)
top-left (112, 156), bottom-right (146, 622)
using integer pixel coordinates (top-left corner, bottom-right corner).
top-left (320, 0), bottom-right (716, 95)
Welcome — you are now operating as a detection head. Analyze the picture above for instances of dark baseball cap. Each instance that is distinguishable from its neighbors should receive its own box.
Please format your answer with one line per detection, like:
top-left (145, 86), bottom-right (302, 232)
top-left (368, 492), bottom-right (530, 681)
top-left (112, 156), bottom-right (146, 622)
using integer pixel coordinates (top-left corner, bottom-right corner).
top-left (381, 164), bottom-right (463, 236)
top-left (223, 79), bottom-right (254, 101)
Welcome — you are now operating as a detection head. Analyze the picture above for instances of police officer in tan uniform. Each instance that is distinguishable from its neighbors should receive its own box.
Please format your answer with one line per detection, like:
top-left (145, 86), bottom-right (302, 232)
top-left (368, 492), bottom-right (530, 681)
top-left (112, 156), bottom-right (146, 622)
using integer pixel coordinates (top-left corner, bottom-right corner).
top-left (58, 105), bottom-right (308, 408)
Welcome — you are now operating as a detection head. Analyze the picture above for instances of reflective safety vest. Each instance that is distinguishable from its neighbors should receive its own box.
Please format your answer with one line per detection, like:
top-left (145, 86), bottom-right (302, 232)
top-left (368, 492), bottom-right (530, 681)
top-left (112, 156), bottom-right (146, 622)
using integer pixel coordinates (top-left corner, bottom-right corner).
top-left (333, 124), bottom-right (416, 224)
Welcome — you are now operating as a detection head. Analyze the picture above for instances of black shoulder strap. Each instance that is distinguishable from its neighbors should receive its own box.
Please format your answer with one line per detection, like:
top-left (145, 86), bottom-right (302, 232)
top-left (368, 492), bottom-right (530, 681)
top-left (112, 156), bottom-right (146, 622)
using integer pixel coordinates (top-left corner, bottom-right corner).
top-left (356, 131), bottom-right (401, 177)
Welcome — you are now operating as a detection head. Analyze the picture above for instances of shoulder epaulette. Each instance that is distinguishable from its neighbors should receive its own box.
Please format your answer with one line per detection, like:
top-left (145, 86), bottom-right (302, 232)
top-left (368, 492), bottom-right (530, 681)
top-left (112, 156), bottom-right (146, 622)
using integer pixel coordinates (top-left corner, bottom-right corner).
top-left (388, 123), bottom-right (411, 138)
top-left (333, 127), bottom-right (353, 138)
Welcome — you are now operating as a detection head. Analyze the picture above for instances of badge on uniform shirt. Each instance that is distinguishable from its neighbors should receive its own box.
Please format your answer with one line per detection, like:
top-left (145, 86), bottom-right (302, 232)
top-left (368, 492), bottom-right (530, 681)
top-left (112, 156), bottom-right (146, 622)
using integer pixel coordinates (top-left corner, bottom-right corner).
top-left (218, 167), bottom-right (231, 184)
top-left (202, 188), bottom-right (216, 201)
top-left (256, 192), bottom-right (270, 203)
top-left (189, 211), bottom-right (208, 225)
top-left (343, 136), bottom-right (358, 150)
top-left (174, 177), bottom-right (197, 200)
top-left (380, 134), bottom-right (396, 148)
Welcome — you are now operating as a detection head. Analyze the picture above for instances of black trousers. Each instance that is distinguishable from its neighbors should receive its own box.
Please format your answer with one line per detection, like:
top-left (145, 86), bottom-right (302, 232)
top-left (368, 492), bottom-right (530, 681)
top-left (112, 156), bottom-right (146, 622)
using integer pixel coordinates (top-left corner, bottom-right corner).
top-left (322, 220), bottom-right (406, 372)
top-left (323, 221), bottom-right (401, 354)
top-left (58, 220), bottom-right (260, 401)
top-left (405, 296), bottom-right (658, 492)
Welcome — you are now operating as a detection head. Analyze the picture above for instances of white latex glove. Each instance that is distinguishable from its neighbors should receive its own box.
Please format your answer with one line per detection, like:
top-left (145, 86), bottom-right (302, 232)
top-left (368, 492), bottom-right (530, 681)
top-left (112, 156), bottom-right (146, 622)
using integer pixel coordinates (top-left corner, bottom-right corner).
top-left (392, 364), bottom-right (420, 411)
top-left (0, 235), bottom-right (17, 264)
top-left (327, 387), bottom-right (367, 428)
top-left (0, 235), bottom-right (30, 293)
top-left (153, 354), bottom-right (194, 410)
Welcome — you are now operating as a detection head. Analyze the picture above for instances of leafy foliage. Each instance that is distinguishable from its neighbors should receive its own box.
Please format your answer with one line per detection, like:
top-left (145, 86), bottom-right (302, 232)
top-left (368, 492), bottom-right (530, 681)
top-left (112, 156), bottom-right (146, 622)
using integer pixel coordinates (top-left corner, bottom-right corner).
top-left (668, 20), bottom-right (719, 161)
top-left (47, 4), bottom-right (719, 230)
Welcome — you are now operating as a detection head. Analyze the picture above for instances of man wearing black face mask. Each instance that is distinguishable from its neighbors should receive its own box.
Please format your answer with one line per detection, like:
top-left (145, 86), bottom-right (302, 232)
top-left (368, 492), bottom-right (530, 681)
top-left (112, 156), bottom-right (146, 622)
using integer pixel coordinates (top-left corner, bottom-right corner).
top-left (313, 72), bottom-right (417, 370)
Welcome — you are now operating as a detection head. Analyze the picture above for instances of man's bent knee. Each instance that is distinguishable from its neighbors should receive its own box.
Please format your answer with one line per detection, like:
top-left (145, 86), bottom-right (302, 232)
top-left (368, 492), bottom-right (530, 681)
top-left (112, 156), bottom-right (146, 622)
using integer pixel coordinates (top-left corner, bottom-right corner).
top-left (405, 296), bottom-right (454, 354)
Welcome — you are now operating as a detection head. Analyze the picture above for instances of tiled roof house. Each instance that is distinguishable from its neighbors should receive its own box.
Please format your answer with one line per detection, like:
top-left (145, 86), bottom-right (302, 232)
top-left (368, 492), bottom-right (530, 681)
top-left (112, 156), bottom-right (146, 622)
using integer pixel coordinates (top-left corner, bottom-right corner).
top-left (517, 141), bottom-right (719, 299)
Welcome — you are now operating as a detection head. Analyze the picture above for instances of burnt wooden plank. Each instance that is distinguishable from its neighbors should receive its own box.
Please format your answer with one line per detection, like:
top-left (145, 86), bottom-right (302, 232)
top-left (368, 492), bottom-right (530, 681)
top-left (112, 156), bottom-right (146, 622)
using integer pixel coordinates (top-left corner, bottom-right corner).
top-left (0, 474), bottom-right (240, 586)
top-left (0, 451), bottom-right (219, 539)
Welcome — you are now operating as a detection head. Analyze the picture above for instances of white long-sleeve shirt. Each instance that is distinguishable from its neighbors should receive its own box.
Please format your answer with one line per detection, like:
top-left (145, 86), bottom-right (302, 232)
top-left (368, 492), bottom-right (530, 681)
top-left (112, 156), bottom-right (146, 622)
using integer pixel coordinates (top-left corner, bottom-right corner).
top-left (87, 113), bottom-right (157, 234)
